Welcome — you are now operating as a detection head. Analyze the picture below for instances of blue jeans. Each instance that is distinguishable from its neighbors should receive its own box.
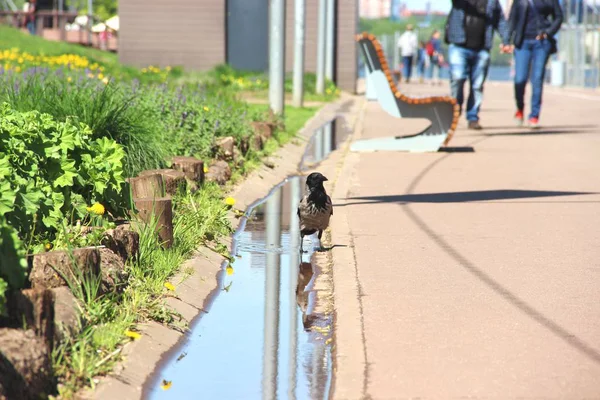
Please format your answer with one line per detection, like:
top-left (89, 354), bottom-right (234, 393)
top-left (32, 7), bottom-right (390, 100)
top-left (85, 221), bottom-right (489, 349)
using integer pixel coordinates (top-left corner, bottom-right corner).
top-left (402, 55), bottom-right (413, 81)
top-left (26, 21), bottom-right (36, 35)
top-left (448, 44), bottom-right (490, 122)
top-left (514, 39), bottom-right (552, 119)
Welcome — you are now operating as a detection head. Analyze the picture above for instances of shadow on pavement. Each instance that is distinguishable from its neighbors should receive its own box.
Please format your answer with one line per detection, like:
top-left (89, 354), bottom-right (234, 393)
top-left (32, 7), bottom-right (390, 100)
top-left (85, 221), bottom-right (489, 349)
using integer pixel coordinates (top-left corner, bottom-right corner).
top-left (480, 128), bottom-right (598, 137)
top-left (481, 124), bottom-right (598, 131)
top-left (338, 189), bottom-right (596, 206)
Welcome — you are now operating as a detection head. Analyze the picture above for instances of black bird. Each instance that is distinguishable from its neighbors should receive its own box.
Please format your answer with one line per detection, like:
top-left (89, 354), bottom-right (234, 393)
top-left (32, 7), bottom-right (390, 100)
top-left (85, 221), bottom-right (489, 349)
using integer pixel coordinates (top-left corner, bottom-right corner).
top-left (297, 172), bottom-right (333, 252)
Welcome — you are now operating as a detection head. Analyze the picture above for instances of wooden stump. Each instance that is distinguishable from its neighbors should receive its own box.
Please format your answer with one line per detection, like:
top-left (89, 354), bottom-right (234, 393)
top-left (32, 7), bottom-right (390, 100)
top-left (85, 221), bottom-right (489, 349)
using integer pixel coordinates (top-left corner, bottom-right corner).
top-left (138, 169), bottom-right (186, 195)
top-left (7, 289), bottom-right (55, 350)
top-left (127, 173), bottom-right (165, 199)
top-left (133, 197), bottom-right (174, 248)
top-left (171, 156), bottom-right (205, 185)
top-left (29, 248), bottom-right (102, 291)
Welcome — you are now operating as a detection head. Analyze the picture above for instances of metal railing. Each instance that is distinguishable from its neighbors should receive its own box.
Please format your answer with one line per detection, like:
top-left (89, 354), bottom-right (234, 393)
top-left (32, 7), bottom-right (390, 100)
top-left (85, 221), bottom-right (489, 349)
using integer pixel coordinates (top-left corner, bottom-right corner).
top-left (556, 0), bottom-right (600, 88)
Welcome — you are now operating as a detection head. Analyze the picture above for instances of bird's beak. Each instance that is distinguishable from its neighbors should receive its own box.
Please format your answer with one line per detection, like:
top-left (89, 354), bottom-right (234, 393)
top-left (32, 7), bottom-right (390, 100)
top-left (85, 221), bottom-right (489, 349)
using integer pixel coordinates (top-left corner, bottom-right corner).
top-left (322, 177), bottom-right (329, 182)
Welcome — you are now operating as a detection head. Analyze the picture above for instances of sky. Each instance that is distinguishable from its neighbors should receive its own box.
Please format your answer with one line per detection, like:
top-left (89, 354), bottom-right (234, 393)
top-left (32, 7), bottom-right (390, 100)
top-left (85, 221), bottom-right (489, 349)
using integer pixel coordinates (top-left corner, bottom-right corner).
top-left (402, 0), bottom-right (452, 13)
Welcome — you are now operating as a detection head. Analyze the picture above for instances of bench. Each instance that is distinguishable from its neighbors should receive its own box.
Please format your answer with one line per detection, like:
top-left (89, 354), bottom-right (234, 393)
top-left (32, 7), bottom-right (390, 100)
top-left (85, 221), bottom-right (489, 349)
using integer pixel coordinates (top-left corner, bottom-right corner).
top-left (354, 33), bottom-right (460, 152)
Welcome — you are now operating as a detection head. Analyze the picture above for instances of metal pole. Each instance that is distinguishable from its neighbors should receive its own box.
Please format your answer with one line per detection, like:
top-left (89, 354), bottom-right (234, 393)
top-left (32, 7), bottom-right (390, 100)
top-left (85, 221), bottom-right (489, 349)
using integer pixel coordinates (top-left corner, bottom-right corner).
top-left (269, 0), bottom-right (286, 115)
top-left (393, 31), bottom-right (400, 72)
top-left (87, 0), bottom-right (92, 46)
top-left (316, 0), bottom-right (327, 94)
top-left (292, 0), bottom-right (306, 108)
top-left (287, 177), bottom-right (302, 400)
top-left (325, 0), bottom-right (335, 81)
top-left (262, 186), bottom-right (282, 400)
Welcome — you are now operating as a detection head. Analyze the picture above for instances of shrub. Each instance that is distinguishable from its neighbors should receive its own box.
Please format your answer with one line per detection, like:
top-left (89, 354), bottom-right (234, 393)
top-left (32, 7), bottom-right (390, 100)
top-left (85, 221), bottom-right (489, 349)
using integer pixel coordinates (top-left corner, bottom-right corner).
top-left (0, 102), bottom-right (127, 251)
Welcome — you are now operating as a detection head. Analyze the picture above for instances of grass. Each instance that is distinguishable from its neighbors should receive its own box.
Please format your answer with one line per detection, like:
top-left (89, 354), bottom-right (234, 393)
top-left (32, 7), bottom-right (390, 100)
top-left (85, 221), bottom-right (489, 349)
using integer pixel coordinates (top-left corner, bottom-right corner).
top-left (0, 23), bottom-right (326, 397)
top-left (50, 106), bottom-right (319, 397)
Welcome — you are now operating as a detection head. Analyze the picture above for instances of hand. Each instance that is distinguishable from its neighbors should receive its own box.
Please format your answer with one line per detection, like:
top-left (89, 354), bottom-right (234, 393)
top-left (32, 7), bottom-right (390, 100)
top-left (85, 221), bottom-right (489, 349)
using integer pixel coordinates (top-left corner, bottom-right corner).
top-left (536, 33), bottom-right (548, 40)
top-left (499, 44), bottom-right (513, 54)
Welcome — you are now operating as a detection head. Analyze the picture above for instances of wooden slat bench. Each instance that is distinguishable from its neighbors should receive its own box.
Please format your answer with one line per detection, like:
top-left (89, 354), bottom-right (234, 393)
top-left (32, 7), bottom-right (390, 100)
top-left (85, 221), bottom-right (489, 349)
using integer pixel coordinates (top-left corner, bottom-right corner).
top-left (354, 33), bottom-right (460, 152)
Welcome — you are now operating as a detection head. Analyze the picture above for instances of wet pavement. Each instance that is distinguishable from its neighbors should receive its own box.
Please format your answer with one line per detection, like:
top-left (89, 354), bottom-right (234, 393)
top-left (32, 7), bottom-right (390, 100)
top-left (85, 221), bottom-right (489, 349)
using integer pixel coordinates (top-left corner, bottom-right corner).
top-left (146, 117), bottom-right (348, 400)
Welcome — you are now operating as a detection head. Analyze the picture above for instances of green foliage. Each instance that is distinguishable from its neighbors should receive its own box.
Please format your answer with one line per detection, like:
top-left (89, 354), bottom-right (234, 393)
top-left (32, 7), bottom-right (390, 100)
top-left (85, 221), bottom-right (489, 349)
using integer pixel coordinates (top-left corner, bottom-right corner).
top-left (0, 218), bottom-right (28, 315)
top-left (0, 73), bottom-right (168, 177)
top-left (0, 102), bottom-right (127, 249)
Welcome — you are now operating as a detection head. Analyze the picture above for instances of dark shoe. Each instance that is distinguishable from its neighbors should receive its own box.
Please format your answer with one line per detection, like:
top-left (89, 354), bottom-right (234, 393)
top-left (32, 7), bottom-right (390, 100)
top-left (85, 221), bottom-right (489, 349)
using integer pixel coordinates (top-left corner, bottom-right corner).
top-left (468, 121), bottom-right (483, 130)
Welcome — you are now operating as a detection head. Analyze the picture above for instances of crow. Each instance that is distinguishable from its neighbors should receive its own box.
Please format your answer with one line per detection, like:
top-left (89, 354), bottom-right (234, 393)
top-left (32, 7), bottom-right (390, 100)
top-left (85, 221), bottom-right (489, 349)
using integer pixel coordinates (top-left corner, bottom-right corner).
top-left (297, 172), bottom-right (333, 253)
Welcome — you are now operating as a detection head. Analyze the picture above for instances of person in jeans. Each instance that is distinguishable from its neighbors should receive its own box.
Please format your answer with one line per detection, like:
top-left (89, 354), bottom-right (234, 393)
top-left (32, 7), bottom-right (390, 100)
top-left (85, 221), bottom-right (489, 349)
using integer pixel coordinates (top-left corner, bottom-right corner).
top-left (446, 0), bottom-right (512, 130)
top-left (508, 0), bottom-right (563, 128)
top-left (416, 41), bottom-right (430, 83)
top-left (397, 24), bottom-right (419, 83)
top-left (428, 30), bottom-right (444, 85)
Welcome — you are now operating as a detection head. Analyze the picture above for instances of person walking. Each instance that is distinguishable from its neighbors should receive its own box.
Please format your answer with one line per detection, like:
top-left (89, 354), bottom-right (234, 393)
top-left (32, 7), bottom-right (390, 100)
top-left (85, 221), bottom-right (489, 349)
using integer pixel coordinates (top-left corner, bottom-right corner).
top-left (508, 0), bottom-right (563, 128)
top-left (427, 30), bottom-right (444, 85)
top-left (397, 24), bottom-right (419, 83)
top-left (446, 0), bottom-right (512, 130)
top-left (416, 41), bottom-right (430, 83)
top-left (23, 0), bottom-right (37, 35)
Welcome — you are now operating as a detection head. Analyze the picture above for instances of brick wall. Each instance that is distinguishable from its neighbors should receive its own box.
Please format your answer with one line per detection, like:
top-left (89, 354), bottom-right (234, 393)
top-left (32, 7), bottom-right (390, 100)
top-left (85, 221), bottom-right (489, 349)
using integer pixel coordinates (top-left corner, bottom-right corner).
top-left (119, 0), bottom-right (225, 70)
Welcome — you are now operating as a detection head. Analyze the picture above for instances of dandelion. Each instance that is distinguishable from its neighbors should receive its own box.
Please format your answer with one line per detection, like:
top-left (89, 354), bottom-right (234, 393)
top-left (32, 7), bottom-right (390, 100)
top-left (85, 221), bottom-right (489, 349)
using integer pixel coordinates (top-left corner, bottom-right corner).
top-left (124, 330), bottom-right (141, 340)
top-left (102, 77), bottom-right (109, 85)
top-left (203, 106), bottom-right (209, 112)
top-left (225, 197), bottom-right (236, 206)
top-left (44, 243), bottom-right (53, 251)
top-left (226, 265), bottom-right (234, 276)
top-left (203, 165), bottom-right (209, 173)
top-left (161, 380), bottom-right (172, 390)
top-left (97, 73), bottom-right (104, 80)
top-left (86, 203), bottom-right (105, 215)
top-left (67, 76), bottom-right (72, 82)
top-left (164, 282), bottom-right (175, 291)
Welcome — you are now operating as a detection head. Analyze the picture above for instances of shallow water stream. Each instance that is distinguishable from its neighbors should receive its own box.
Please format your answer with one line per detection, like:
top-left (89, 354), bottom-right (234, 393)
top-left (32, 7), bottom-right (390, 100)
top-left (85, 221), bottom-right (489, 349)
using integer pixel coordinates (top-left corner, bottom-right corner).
top-left (146, 117), bottom-right (347, 400)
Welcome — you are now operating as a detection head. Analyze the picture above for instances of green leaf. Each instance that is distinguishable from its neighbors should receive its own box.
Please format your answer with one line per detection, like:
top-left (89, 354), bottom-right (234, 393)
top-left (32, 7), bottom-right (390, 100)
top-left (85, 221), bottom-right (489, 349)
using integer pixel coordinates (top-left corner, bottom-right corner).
top-left (0, 181), bottom-right (16, 216)
top-left (54, 159), bottom-right (78, 187)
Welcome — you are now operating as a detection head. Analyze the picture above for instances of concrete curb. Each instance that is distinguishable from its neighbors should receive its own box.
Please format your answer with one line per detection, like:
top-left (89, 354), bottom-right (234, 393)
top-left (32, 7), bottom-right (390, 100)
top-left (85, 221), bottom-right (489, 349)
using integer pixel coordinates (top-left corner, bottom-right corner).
top-left (85, 94), bottom-right (361, 400)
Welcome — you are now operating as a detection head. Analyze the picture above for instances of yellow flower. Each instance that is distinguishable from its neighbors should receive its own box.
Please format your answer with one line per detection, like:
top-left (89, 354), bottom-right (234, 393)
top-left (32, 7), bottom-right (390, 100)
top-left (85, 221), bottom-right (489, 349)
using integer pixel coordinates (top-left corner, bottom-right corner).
top-left (124, 330), bottom-right (141, 340)
top-left (44, 243), bottom-right (53, 251)
top-left (226, 265), bottom-right (234, 276)
top-left (161, 380), bottom-right (172, 390)
top-left (203, 165), bottom-right (209, 173)
top-left (87, 73), bottom-right (94, 79)
top-left (141, 68), bottom-right (147, 73)
top-left (67, 77), bottom-right (73, 82)
top-left (165, 66), bottom-right (172, 72)
top-left (102, 77), bottom-right (109, 85)
top-left (224, 197), bottom-right (236, 206)
top-left (86, 203), bottom-right (105, 215)
top-left (97, 73), bottom-right (104, 80)
top-left (164, 282), bottom-right (175, 291)
top-left (203, 106), bottom-right (209, 112)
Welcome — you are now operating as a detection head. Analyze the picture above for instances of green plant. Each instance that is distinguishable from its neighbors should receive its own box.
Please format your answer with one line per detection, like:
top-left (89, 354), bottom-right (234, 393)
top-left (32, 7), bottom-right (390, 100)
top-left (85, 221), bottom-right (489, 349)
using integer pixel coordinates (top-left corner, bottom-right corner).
top-left (0, 217), bottom-right (27, 316)
top-left (0, 103), bottom-right (127, 252)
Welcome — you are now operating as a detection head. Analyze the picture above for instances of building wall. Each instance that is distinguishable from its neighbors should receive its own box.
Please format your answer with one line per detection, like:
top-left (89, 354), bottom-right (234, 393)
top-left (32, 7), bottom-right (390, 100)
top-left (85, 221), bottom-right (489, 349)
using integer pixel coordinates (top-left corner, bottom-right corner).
top-left (119, 0), bottom-right (357, 93)
top-left (119, 0), bottom-right (225, 70)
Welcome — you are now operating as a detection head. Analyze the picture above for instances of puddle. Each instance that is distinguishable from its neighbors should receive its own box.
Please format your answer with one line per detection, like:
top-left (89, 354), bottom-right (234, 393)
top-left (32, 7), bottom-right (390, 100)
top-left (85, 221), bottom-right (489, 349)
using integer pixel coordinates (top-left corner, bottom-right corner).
top-left (146, 117), bottom-right (347, 400)
top-left (300, 117), bottom-right (350, 170)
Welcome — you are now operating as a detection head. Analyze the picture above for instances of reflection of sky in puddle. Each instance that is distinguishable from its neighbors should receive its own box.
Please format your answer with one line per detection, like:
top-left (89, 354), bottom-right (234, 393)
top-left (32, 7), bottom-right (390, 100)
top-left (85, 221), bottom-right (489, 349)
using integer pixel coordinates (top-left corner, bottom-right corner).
top-left (147, 176), bottom-right (332, 400)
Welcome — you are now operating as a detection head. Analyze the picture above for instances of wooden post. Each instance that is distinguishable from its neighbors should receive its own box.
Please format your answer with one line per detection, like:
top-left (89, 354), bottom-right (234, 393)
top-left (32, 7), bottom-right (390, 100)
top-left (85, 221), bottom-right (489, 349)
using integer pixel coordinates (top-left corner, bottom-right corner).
top-left (171, 156), bottom-right (205, 185)
top-left (127, 174), bottom-right (165, 199)
top-left (133, 197), bottom-right (174, 248)
top-left (138, 169), bottom-right (186, 195)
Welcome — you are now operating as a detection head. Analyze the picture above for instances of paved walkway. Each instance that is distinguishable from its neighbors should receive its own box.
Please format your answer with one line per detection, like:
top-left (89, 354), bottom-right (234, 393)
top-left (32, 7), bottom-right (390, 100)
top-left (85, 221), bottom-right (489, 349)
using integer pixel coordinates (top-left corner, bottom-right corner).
top-left (330, 81), bottom-right (600, 399)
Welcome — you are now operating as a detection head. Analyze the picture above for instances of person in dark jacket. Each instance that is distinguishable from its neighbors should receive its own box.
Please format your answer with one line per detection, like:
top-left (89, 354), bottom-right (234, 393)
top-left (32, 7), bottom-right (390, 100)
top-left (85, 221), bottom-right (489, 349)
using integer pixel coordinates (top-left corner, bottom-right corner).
top-left (508, 0), bottom-right (563, 128)
top-left (446, 0), bottom-right (512, 130)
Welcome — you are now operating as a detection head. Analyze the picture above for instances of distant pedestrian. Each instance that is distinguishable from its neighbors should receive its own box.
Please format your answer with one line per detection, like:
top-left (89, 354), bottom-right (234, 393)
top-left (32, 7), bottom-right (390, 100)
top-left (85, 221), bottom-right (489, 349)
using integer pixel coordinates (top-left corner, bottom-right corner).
top-left (427, 30), bottom-right (444, 86)
top-left (445, 0), bottom-right (512, 130)
top-left (23, 0), bottom-right (37, 35)
top-left (397, 24), bottom-right (418, 83)
top-left (416, 41), bottom-right (430, 83)
top-left (508, 0), bottom-right (563, 128)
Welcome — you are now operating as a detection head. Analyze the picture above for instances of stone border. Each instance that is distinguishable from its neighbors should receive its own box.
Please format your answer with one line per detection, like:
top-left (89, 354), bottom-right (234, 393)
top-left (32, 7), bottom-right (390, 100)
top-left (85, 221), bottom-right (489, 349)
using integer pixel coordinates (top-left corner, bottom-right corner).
top-left (85, 93), bottom-right (363, 400)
